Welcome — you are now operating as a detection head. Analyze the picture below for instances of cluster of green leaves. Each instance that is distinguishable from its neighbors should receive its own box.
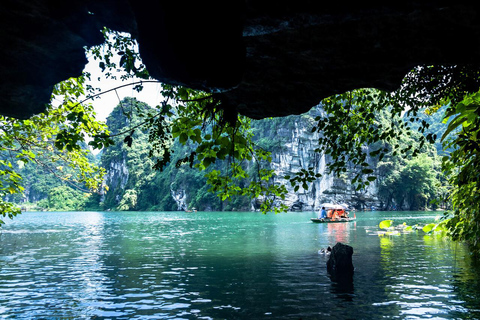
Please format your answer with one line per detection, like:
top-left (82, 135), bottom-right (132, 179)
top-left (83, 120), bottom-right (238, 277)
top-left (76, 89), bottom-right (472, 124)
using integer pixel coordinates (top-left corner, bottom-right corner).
top-left (441, 91), bottom-right (480, 256)
top-left (37, 185), bottom-right (93, 211)
top-left (0, 75), bottom-right (112, 224)
top-left (154, 86), bottom-right (288, 213)
top-left (88, 27), bottom-right (150, 83)
top-left (285, 168), bottom-right (322, 193)
top-left (310, 87), bottom-right (436, 191)
top-left (378, 218), bottom-right (448, 237)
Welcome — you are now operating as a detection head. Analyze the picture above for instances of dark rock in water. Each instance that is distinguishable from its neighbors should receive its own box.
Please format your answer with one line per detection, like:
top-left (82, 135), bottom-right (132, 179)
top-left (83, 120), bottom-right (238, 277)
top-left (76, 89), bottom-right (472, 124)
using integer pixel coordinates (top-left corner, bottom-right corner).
top-left (327, 242), bottom-right (354, 281)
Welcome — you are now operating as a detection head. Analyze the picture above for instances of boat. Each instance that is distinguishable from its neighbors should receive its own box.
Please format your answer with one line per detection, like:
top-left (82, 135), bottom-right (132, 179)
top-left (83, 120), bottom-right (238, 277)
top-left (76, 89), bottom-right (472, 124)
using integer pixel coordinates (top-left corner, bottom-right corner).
top-left (312, 203), bottom-right (356, 223)
top-left (310, 217), bottom-right (356, 223)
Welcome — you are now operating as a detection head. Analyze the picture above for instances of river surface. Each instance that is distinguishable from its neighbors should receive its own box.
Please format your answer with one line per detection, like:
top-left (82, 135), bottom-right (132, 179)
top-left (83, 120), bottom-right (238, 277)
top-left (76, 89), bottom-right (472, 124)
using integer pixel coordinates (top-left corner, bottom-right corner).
top-left (0, 210), bottom-right (479, 319)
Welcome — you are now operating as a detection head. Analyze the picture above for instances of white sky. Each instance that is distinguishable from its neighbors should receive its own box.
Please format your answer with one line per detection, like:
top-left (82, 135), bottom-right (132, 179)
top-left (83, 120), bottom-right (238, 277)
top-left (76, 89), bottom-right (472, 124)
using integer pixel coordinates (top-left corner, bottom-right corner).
top-left (82, 50), bottom-right (164, 122)
top-left (79, 53), bottom-right (165, 154)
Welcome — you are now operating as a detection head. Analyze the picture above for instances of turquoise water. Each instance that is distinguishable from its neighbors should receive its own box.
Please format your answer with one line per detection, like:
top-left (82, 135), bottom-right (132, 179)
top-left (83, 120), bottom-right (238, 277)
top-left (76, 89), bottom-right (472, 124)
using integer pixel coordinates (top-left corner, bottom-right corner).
top-left (0, 210), bottom-right (479, 319)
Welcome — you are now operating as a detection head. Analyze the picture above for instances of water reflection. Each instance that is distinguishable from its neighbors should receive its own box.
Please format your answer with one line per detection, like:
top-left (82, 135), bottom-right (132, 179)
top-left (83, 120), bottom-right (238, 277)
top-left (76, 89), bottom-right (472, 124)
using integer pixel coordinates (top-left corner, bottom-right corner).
top-left (0, 212), bottom-right (111, 318)
top-left (326, 221), bottom-right (356, 245)
top-left (1, 211), bottom-right (480, 319)
top-left (377, 224), bottom-right (480, 319)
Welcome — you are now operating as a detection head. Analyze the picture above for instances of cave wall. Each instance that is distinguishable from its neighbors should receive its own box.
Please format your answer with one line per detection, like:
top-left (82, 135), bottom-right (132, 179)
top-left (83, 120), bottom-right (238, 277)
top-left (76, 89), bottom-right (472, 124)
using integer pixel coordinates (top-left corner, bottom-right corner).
top-left (2, 1), bottom-right (480, 119)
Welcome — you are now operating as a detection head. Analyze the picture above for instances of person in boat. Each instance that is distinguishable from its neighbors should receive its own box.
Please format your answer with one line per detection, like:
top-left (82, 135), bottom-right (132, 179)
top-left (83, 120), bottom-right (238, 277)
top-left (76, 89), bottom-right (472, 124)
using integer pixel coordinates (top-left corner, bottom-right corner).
top-left (331, 209), bottom-right (340, 220)
top-left (338, 209), bottom-right (347, 218)
top-left (319, 207), bottom-right (327, 219)
top-left (327, 209), bottom-right (333, 219)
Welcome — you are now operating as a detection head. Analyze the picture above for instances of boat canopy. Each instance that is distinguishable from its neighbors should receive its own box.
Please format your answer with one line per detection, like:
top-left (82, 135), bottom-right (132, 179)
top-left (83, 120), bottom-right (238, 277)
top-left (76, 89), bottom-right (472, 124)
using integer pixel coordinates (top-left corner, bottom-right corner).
top-left (319, 203), bottom-right (347, 210)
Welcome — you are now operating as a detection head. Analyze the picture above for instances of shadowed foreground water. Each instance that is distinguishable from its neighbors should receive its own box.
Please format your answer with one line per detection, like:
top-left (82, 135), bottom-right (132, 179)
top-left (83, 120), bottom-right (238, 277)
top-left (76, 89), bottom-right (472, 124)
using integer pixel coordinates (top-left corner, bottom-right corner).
top-left (1, 211), bottom-right (479, 319)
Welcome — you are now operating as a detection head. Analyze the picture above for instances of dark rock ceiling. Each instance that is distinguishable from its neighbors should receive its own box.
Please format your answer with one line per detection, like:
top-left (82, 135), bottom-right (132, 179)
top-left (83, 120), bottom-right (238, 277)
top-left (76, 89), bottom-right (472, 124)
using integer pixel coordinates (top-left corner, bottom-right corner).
top-left (2, 1), bottom-right (480, 120)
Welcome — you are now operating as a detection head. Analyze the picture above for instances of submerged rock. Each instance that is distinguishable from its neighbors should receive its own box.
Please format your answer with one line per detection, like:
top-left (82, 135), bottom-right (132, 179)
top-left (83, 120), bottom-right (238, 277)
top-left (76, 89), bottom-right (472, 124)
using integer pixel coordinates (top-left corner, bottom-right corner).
top-left (327, 242), bottom-right (354, 281)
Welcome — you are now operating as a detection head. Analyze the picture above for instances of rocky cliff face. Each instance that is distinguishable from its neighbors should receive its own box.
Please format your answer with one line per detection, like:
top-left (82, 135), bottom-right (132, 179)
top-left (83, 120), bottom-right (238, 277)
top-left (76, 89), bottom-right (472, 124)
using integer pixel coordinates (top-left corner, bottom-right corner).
top-left (100, 104), bottom-right (382, 211)
top-left (101, 154), bottom-right (130, 206)
top-left (105, 156), bottom-right (129, 192)
top-left (170, 187), bottom-right (188, 211)
top-left (269, 118), bottom-right (332, 211)
top-left (257, 107), bottom-right (380, 211)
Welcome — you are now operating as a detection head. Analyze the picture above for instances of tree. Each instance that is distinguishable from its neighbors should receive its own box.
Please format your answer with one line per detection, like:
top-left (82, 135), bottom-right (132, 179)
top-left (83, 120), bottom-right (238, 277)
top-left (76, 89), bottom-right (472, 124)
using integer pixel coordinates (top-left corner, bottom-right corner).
top-left (117, 189), bottom-right (138, 211)
top-left (400, 155), bottom-right (439, 210)
top-left (38, 185), bottom-right (90, 211)
top-left (442, 91), bottom-right (480, 256)
top-left (0, 75), bottom-right (112, 224)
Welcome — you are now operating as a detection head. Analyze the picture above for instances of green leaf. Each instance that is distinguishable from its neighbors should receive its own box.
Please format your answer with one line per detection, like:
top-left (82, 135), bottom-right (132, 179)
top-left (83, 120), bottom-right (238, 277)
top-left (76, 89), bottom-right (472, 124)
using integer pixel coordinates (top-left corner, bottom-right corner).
top-left (422, 223), bottom-right (436, 233)
top-left (179, 133), bottom-right (188, 144)
top-left (379, 220), bottom-right (393, 230)
top-left (362, 168), bottom-right (374, 174)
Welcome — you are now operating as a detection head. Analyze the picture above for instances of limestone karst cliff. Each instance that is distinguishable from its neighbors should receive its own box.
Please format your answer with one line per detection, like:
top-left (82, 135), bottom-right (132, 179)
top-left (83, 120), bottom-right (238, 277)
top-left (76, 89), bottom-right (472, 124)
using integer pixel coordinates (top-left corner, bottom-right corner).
top-left (250, 106), bottom-right (380, 211)
top-left (99, 101), bottom-right (382, 212)
top-left (12, 97), bottom-right (443, 212)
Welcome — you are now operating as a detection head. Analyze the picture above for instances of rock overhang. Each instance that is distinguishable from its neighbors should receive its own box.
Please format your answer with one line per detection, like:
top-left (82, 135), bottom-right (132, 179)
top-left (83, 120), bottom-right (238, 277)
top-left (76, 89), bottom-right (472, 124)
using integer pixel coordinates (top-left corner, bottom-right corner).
top-left (1, 1), bottom-right (480, 120)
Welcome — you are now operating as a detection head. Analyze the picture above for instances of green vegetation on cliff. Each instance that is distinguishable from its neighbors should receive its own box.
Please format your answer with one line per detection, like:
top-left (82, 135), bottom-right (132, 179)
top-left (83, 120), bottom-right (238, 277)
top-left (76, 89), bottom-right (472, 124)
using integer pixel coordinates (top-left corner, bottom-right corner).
top-left (6, 94), bottom-right (447, 213)
top-left (87, 95), bottom-right (444, 212)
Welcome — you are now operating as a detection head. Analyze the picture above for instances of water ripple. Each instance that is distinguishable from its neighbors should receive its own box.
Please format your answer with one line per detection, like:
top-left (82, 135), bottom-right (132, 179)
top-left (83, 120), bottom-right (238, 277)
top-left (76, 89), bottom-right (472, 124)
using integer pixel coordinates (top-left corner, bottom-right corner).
top-left (0, 211), bottom-right (479, 319)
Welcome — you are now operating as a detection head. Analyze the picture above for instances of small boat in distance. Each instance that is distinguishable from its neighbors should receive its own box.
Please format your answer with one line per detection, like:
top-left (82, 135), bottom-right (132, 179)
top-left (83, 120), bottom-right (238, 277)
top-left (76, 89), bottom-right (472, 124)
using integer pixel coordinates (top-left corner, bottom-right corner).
top-left (312, 203), bottom-right (356, 223)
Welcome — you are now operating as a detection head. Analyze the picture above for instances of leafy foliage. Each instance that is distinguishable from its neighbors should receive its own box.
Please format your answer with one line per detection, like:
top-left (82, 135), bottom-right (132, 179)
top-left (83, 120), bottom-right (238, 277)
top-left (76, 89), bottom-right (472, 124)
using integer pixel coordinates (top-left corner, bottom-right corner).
top-left (310, 87), bottom-right (436, 190)
top-left (377, 218), bottom-right (448, 237)
top-left (88, 27), bottom-right (150, 82)
top-left (441, 91), bottom-right (480, 256)
top-left (0, 75), bottom-right (111, 224)
top-left (38, 185), bottom-right (91, 211)
top-left (379, 220), bottom-right (393, 230)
